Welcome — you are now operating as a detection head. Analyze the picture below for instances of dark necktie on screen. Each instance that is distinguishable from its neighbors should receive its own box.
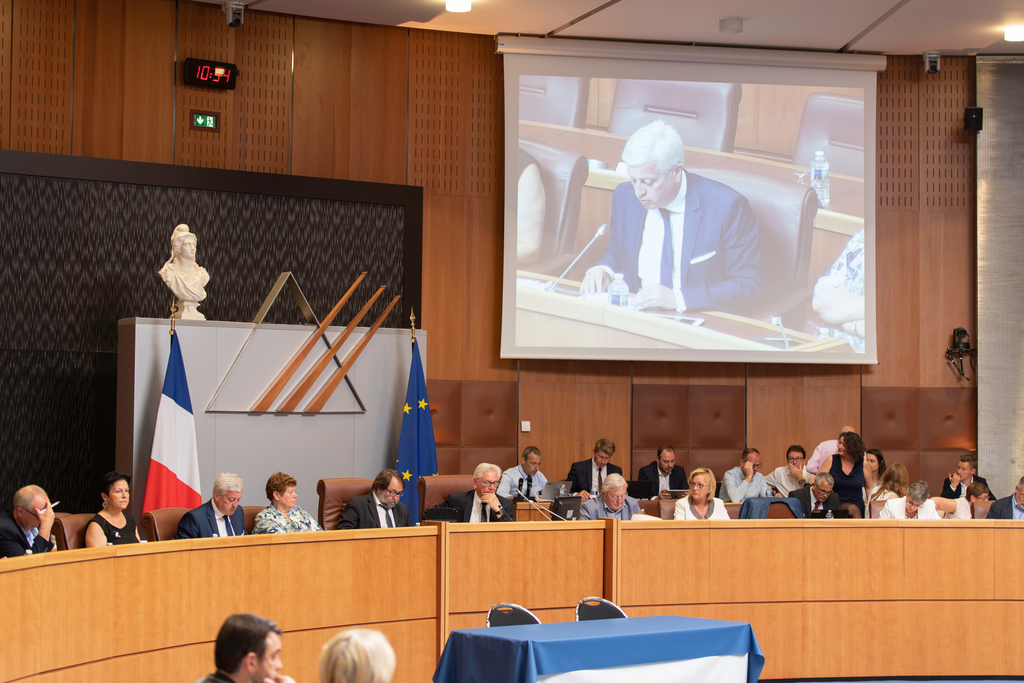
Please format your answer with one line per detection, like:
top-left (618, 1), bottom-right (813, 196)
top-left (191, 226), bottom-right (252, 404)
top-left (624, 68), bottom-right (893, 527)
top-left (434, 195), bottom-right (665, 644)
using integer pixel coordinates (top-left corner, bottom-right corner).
top-left (526, 475), bottom-right (533, 499)
top-left (659, 208), bottom-right (674, 288)
top-left (481, 503), bottom-right (489, 523)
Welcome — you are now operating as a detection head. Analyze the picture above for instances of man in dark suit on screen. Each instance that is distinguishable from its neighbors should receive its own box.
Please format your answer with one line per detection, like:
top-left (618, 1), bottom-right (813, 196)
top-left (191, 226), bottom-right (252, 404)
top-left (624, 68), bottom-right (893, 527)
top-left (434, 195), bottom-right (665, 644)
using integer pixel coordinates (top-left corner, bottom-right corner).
top-left (568, 438), bottom-right (623, 502)
top-left (436, 463), bottom-right (514, 523)
top-left (174, 473), bottom-right (246, 539)
top-left (580, 120), bottom-right (763, 315)
top-left (338, 469), bottom-right (412, 529)
top-left (637, 445), bottom-right (687, 499)
top-left (790, 473), bottom-right (840, 517)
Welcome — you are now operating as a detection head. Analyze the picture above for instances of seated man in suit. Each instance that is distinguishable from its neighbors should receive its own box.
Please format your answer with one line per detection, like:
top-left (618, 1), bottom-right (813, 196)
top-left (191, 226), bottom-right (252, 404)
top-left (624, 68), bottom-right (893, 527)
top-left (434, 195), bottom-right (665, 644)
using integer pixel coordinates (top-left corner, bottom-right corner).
top-left (174, 472), bottom-right (246, 539)
top-left (941, 453), bottom-right (990, 499)
top-left (764, 445), bottom-right (810, 497)
top-left (637, 445), bottom-right (687, 499)
top-left (568, 438), bottom-right (623, 502)
top-left (197, 613), bottom-right (295, 683)
top-left (338, 469), bottom-right (412, 529)
top-left (440, 463), bottom-right (514, 523)
top-left (722, 448), bottom-right (770, 503)
top-left (789, 472), bottom-right (839, 517)
top-left (579, 120), bottom-right (763, 315)
top-left (879, 481), bottom-right (941, 519)
top-left (497, 446), bottom-right (548, 501)
top-left (986, 474), bottom-right (1024, 520)
top-left (0, 485), bottom-right (56, 558)
top-left (581, 474), bottom-right (642, 521)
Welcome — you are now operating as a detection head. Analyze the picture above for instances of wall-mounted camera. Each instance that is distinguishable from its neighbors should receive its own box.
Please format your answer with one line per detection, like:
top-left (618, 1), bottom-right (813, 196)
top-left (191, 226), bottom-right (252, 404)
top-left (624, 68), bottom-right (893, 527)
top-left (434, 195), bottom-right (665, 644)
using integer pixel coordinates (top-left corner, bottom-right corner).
top-left (923, 51), bottom-right (940, 75)
top-left (946, 327), bottom-right (975, 379)
top-left (223, 1), bottom-right (244, 28)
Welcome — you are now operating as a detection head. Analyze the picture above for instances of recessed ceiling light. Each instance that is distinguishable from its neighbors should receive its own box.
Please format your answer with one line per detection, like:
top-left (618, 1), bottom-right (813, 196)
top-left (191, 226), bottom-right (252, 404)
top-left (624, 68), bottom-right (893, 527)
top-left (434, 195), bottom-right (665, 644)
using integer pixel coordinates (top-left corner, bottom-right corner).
top-left (719, 18), bottom-right (744, 34)
top-left (447, 0), bottom-right (471, 12)
top-left (1005, 26), bottom-right (1024, 42)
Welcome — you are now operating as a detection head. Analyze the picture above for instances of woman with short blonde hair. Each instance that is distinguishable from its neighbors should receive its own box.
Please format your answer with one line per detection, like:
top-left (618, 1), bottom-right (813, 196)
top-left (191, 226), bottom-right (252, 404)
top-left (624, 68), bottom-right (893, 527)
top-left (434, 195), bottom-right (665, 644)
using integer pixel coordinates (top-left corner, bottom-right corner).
top-left (674, 467), bottom-right (730, 520)
top-left (320, 629), bottom-right (396, 683)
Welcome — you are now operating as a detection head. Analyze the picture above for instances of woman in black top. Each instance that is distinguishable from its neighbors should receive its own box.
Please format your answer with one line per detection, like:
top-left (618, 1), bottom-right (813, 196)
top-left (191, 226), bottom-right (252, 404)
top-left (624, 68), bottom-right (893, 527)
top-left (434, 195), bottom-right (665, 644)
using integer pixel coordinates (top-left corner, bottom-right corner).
top-left (85, 471), bottom-right (141, 547)
top-left (817, 431), bottom-right (867, 517)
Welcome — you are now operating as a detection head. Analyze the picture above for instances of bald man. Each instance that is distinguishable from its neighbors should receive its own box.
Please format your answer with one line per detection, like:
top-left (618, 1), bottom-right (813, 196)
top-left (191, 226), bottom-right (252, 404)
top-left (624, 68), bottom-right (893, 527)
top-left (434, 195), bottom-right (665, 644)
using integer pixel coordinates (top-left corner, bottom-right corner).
top-left (0, 485), bottom-right (56, 558)
top-left (805, 425), bottom-right (858, 475)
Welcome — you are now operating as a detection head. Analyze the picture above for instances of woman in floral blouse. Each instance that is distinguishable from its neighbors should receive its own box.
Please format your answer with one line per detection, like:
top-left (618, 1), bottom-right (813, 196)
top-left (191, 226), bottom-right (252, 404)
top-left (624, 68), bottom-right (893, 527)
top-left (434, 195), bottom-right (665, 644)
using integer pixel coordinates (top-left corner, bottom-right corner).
top-left (252, 471), bottom-right (323, 534)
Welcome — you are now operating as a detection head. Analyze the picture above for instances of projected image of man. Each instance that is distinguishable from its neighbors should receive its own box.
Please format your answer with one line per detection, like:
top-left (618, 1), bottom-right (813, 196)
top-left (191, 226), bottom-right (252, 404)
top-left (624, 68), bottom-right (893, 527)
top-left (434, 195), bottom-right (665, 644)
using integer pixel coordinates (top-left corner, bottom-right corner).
top-left (580, 120), bottom-right (763, 314)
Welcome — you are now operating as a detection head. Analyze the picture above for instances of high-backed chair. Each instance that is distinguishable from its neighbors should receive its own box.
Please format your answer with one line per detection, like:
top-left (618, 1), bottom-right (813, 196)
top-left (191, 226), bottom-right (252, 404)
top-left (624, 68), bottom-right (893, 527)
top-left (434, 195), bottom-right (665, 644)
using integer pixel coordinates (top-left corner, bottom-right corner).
top-left (792, 93), bottom-right (865, 179)
top-left (637, 499), bottom-right (660, 517)
top-left (519, 75), bottom-right (590, 129)
top-left (765, 501), bottom-right (797, 519)
top-left (53, 513), bottom-right (94, 551)
top-left (658, 499), bottom-right (676, 520)
top-left (868, 500), bottom-right (886, 519)
top-left (487, 603), bottom-right (542, 627)
top-left (317, 478), bottom-right (374, 531)
top-left (517, 140), bottom-right (590, 274)
top-left (840, 503), bottom-right (862, 519)
top-left (724, 503), bottom-right (742, 519)
top-left (418, 475), bottom-right (475, 520)
top-left (576, 597), bottom-right (627, 621)
top-left (691, 167), bottom-right (818, 328)
top-left (243, 506), bottom-right (264, 534)
top-left (141, 507), bottom-right (188, 542)
top-left (607, 80), bottom-right (742, 153)
top-left (972, 499), bottom-right (993, 519)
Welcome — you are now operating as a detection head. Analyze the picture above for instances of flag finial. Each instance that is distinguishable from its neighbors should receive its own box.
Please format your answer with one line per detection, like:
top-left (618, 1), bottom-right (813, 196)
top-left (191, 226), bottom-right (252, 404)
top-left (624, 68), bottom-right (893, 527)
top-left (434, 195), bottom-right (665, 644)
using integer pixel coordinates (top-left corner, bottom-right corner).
top-left (410, 307), bottom-right (416, 343)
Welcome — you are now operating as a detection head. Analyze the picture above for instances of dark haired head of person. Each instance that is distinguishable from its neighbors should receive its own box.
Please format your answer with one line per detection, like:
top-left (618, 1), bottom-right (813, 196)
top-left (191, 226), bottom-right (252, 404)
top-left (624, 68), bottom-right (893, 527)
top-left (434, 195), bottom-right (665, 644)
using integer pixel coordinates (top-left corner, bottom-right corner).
top-left (214, 613), bottom-right (283, 678)
top-left (838, 431), bottom-right (866, 464)
top-left (865, 449), bottom-right (886, 477)
top-left (100, 471), bottom-right (131, 498)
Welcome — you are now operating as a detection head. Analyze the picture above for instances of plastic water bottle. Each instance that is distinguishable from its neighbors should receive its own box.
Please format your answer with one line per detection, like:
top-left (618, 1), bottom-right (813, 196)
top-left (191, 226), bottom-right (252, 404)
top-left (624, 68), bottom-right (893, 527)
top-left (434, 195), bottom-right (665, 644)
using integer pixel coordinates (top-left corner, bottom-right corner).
top-left (825, 509), bottom-right (834, 520)
top-left (559, 483), bottom-right (568, 497)
top-left (810, 150), bottom-right (830, 208)
top-left (608, 273), bottom-right (629, 307)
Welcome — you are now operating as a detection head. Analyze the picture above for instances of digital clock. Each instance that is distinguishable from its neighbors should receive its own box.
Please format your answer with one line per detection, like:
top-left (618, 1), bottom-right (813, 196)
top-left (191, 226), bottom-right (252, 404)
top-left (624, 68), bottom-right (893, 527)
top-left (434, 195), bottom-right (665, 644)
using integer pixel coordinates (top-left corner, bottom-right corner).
top-left (183, 58), bottom-right (238, 90)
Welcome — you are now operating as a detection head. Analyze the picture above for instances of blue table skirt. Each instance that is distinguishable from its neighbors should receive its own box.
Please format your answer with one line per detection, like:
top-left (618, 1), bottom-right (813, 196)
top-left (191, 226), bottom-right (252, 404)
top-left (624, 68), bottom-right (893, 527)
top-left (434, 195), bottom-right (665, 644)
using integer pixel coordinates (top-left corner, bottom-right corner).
top-left (433, 615), bottom-right (765, 683)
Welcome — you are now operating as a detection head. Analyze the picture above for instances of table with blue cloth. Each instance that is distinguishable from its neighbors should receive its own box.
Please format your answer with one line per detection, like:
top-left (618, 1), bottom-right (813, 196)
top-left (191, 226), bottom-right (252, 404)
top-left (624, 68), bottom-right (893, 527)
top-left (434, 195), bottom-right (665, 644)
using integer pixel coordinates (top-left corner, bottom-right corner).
top-left (433, 615), bottom-right (764, 683)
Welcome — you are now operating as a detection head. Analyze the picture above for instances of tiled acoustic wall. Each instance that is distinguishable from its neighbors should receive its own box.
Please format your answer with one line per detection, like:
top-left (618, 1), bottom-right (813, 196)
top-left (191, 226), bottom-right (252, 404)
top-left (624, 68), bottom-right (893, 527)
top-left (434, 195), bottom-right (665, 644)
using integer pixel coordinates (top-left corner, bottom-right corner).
top-left (427, 379), bottom-right (518, 475)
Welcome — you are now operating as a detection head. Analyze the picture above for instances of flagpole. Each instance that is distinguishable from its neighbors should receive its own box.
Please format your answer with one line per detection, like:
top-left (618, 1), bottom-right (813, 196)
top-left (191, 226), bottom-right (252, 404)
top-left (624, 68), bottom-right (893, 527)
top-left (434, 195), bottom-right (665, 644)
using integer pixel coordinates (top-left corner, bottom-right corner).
top-left (410, 307), bottom-right (416, 344)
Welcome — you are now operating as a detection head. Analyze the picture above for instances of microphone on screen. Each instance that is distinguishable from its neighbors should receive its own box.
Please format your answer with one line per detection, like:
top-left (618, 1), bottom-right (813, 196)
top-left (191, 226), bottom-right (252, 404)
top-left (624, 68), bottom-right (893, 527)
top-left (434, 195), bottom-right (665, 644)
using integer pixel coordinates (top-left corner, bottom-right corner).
top-left (545, 224), bottom-right (608, 292)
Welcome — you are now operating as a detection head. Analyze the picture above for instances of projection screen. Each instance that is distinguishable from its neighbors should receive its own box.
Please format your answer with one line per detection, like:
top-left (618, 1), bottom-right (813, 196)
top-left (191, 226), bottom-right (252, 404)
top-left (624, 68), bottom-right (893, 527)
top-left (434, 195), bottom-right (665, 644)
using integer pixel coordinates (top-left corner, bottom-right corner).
top-left (498, 37), bottom-right (883, 364)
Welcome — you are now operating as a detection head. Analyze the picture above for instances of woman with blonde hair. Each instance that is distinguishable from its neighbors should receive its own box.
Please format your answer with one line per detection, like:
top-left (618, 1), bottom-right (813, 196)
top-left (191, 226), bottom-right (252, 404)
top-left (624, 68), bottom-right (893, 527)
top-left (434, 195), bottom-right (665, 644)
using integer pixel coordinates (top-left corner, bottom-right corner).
top-left (320, 628), bottom-right (396, 683)
top-left (674, 468), bottom-right (730, 520)
top-left (869, 462), bottom-right (909, 504)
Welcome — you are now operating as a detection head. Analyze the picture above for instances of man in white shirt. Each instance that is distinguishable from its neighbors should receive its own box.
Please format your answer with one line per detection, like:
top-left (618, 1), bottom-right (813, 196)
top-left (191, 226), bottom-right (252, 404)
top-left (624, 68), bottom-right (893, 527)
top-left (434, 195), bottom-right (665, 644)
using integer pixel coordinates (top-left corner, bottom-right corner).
top-left (879, 481), bottom-right (941, 519)
top-left (637, 445), bottom-right (688, 499)
top-left (764, 445), bottom-right (809, 497)
top-left (440, 463), bottom-right (514, 523)
top-left (722, 448), bottom-right (770, 503)
top-left (805, 424), bottom-right (858, 475)
top-left (175, 473), bottom-right (246, 539)
top-left (498, 446), bottom-right (548, 500)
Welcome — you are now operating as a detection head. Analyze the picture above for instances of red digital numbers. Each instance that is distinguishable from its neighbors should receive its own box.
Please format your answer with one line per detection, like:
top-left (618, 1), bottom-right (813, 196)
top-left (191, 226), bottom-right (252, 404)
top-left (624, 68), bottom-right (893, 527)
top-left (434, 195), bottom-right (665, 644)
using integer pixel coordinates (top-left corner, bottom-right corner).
top-left (184, 58), bottom-right (237, 90)
top-left (194, 64), bottom-right (232, 83)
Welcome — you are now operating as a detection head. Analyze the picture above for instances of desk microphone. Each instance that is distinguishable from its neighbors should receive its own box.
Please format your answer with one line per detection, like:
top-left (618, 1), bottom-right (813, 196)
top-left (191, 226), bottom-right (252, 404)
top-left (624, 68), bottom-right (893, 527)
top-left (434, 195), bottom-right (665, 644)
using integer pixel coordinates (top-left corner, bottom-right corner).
top-left (514, 489), bottom-right (573, 522)
top-left (546, 224), bottom-right (608, 292)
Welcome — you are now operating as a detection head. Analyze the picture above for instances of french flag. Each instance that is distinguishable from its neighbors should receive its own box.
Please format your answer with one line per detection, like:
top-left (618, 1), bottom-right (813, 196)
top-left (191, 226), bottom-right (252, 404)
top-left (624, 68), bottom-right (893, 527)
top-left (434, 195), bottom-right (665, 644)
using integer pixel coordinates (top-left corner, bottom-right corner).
top-left (142, 330), bottom-right (202, 513)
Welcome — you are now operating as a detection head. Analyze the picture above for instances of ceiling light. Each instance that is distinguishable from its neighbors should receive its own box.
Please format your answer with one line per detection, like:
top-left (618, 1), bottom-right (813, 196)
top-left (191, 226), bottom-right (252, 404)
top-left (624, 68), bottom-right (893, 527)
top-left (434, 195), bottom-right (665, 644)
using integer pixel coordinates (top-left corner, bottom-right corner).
top-left (719, 18), bottom-right (743, 34)
top-left (447, 0), bottom-right (471, 12)
top-left (1005, 26), bottom-right (1024, 42)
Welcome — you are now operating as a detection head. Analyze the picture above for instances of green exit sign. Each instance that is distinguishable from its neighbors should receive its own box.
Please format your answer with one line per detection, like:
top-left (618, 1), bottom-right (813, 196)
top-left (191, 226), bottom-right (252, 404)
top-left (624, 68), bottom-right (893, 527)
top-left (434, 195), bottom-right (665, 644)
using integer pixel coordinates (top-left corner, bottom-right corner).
top-left (189, 109), bottom-right (220, 132)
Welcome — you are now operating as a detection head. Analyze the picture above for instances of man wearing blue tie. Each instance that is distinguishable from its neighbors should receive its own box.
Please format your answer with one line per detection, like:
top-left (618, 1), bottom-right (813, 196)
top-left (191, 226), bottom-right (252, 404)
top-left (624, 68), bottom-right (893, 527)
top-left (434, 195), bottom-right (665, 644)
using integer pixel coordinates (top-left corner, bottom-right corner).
top-left (580, 120), bottom-right (763, 315)
top-left (174, 472), bottom-right (246, 539)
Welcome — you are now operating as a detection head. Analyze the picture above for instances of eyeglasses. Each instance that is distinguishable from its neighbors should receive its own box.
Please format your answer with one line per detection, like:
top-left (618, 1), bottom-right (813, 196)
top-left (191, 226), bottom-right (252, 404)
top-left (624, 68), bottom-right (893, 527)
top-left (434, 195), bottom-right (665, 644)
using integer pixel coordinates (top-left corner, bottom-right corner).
top-left (816, 487), bottom-right (834, 496)
top-left (749, 463), bottom-right (762, 471)
top-left (787, 456), bottom-right (805, 463)
top-left (605, 494), bottom-right (626, 502)
top-left (691, 483), bottom-right (709, 490)
top-left (381, 488), bottom-right (403, 498)
top-left (478, 480), bottom-right (499, 489)
top-left (17, 506), bottom-right (39, 520)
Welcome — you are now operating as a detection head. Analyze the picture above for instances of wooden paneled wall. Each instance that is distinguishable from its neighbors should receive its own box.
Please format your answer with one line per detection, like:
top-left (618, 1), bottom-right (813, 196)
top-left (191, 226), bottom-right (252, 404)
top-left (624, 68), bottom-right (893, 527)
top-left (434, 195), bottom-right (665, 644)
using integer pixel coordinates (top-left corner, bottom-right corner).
top-left (0, 1), bottom-right (978, 487)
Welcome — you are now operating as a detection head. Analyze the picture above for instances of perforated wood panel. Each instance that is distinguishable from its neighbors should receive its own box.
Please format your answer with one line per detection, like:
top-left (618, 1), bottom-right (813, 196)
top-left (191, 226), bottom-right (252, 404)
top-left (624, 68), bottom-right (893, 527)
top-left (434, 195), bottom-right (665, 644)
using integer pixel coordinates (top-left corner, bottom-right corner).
top-left (920, 56), bottom-right (974, 209)
top-left (409, 29), bottom-right (503, 196)
top-left (0, 0), bottom-right (10, 148)
top-left (231, 11), bottom-right (291, 174)
top-left (9, 0), bottom-right (72, 154)
top-left (877, 55), bottom-right (918, 209)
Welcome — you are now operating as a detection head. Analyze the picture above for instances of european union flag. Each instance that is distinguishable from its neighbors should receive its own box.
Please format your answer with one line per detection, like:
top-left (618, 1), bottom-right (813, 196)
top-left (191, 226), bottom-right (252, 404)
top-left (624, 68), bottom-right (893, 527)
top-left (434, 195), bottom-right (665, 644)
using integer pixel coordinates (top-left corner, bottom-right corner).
top-left (395, 337), bottom-right (437, 523)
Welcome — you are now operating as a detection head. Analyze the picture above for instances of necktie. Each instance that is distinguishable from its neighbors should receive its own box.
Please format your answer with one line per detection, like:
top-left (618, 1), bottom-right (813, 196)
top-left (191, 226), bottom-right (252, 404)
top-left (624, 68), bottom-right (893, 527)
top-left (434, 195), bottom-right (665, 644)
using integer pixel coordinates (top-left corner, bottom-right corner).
top-left (480, 503), bottom-right (488, 523)
top-left (814, 501), bottom-right (821, 512)
top-left (381, 505), bottom-right (394, 528)
top-left (526, 475), bottom-right (533, 499)
top-left (597, 468), bottom-right (604, 495)
top-left (659, 208), bottom-right (674, 288)
top-left (224, 516), bottom-right (233, 536)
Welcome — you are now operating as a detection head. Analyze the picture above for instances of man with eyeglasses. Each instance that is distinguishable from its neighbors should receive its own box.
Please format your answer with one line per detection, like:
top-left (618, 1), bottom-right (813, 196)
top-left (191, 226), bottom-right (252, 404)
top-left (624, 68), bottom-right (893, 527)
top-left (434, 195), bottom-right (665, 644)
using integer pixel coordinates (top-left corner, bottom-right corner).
top-left (0, 485), bottom-right (56, 558)
top-left (789, 472), bottom-right (840, 517)
top-left (986, 474), bottom-right (1024, 520)
top-left (722, 448), bottom-right (770, 503)
top-left (580, 474), bottom-right (641, 521)
top-left (439, 463), bottom-right (514, 523)
top-left (764, 445), bottom-right (810, 497)
top-left (338, 469), bottom-right (413, 529)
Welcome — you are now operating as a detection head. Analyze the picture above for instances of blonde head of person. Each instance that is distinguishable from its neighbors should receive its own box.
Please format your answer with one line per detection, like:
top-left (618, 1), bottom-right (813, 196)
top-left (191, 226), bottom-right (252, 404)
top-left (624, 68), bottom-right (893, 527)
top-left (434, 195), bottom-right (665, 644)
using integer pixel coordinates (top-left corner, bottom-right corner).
top-left (687, 468), bottom-right (716, 505)
top-left (320, 629), bottom-right (396, 683)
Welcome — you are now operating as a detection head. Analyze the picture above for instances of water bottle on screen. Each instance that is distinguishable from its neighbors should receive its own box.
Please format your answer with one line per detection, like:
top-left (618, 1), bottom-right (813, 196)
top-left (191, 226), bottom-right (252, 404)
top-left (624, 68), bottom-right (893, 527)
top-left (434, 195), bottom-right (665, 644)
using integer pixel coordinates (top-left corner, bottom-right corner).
top-left (810, 150), bottom-right (830, 208)
top-left (608, 273), bottom-right (629, 307)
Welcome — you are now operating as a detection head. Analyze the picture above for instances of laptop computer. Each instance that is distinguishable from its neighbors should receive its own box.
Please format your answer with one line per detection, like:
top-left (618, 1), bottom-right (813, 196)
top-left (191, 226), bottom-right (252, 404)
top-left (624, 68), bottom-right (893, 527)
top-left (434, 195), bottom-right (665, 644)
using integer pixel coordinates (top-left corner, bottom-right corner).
top-left (626, 480), bottom-right (654, 499)
top-left (538, 480), bottom-right (571, 501)
top-left (422, 507), bottom-right (458, 522)
top-left (809, 508), bottom-right (850, 519)
top-left (552, 496), bottom-right (583, 521)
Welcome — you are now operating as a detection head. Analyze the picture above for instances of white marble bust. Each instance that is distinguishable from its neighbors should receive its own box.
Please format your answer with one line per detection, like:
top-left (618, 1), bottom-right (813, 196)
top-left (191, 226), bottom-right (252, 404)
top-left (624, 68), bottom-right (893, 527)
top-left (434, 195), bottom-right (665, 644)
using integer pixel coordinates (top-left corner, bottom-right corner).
top-left (158, 224), bottom-right (210, 320)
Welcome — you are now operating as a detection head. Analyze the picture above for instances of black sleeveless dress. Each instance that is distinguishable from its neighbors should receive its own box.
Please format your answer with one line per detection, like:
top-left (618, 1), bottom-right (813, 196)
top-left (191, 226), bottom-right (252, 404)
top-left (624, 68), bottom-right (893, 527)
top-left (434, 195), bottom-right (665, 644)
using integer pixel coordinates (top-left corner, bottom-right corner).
top-left (88, 513), bottom-right (139, 545)
top-left (830, 456), bottom-right (865, 516)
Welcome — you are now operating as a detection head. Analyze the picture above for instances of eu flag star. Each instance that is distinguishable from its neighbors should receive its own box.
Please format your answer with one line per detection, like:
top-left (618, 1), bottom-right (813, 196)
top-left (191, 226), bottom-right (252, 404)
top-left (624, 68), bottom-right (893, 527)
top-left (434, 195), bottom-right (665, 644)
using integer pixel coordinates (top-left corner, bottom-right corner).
top-left (403, 403), bottom-right (411, 414)
top-left (402, 470), bottom-right (412, 481)
top-left (418, 399), bottom-right (428, 409)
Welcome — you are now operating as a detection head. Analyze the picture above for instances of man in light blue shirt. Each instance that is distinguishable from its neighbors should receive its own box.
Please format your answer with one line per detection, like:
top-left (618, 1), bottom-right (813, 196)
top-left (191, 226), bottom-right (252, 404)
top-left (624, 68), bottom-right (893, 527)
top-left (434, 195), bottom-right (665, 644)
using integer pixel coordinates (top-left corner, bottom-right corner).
top-left (580, 474), bottom-right (641, 521)
top-left (722, 448), bottom-right (771, 503)
top-left (498, 446), bottom-right (548, 500)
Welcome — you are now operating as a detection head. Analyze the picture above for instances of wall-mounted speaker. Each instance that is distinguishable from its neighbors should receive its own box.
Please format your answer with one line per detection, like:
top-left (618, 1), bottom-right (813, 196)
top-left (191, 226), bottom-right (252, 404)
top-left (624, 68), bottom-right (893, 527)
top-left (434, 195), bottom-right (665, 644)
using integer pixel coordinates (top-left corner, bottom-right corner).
top-left (965, 107), bottom-right (983, 131)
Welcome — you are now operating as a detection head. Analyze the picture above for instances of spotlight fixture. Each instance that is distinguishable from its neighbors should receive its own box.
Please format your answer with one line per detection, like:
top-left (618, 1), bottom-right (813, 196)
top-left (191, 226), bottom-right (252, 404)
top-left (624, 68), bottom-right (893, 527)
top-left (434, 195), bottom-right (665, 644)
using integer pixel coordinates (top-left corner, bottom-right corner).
top-left (1005, 26), bottom-right (1024, 42)
top-left (946, 327), bottom-right (976, 379)
top-left (446, 0), bottom-right (471, 12)
top-left (719, 17), bottom-right (744, 34)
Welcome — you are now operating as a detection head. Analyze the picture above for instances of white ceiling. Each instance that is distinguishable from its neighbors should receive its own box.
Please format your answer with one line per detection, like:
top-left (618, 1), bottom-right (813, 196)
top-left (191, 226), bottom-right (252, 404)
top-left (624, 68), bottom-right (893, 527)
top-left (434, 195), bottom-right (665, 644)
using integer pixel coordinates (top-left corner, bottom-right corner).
top-left (222, 0), bottom-right (1024, 55)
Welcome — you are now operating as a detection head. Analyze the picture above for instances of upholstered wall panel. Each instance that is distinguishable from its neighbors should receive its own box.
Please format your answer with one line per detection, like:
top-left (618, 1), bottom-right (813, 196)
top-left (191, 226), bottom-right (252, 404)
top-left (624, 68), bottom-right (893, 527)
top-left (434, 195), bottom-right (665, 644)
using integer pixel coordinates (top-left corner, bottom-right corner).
top-left (435, 447), bottom-right (460, 476)
top-left (460, 381), bottom-right (517, 447)
top-left (862, 387), bottom-right (920, 450)
top-left (426, 379), bottom-right (461, 446)
top-left (881, 450), bottom-right (920, 486)
top-left (460, 447), bottom-right (517, 476)
top-left (688, 386), bottom-right (745, 449)
top-left (918, 450), bottom-right (967, 494)
top-left (918, 388), bottom-right (976, 450)
top-left (632, 384), bottom-right (688, 450)
top-left (688, 449), bottom-right (742, 483)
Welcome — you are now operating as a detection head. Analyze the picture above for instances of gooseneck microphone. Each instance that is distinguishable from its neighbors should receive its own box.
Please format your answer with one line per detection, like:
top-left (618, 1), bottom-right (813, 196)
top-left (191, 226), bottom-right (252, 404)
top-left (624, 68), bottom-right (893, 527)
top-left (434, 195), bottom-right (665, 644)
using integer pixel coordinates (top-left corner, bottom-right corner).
top-left (514, 488), bottom-right (573, 522)
top-left (546, 224), bottom-right (608, 292)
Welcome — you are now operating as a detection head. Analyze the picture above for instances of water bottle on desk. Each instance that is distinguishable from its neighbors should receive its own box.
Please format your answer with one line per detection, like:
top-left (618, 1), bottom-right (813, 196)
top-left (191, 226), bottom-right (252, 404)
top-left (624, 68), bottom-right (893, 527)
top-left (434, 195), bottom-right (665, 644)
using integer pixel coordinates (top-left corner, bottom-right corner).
top-left (559, 483), bottom-right (568, 497)
top-left (608, 273), bottom-right (629, 307)
top-left (825, 509), bottom-right (834, 520)
top-left (810, 150), bottom-right (830, 208)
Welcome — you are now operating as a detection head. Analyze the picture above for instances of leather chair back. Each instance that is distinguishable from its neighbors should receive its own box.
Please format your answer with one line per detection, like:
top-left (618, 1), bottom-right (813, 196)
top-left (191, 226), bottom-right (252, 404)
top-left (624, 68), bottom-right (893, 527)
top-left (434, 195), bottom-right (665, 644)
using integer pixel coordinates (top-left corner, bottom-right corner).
top-left (418, 475), bottom-right (475, 520)
top-left (972, 499), bottom-right (993, 519)
top-left (868, 500), bottom-right (886, 519)
top-left (724, 503), bottom-right (741, 519)
top-left (53, 513), bottom-right (94, 551)
top-left (519, 76), bottom-right (589, 129)
top-left (141, 507), bottom-right (188, 542)
top-left (317, 478), bottom-right (374, 530)
top-left (242, 506), bottom-right (264, 534)
top-left (792, 93), bottom-right (865, 178)
top-left (659, 498), bottom-right (676, 520)
top-left (607, 80), bottom-right (742, 153)
top-left (766, 501), bottom-right (797, 519)
top-left (840, 503), bottom-right (862, 519)
top-left (637, 499), bottom-right (659, 517)
top-left (517, 140), bottom-right (590, 272)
